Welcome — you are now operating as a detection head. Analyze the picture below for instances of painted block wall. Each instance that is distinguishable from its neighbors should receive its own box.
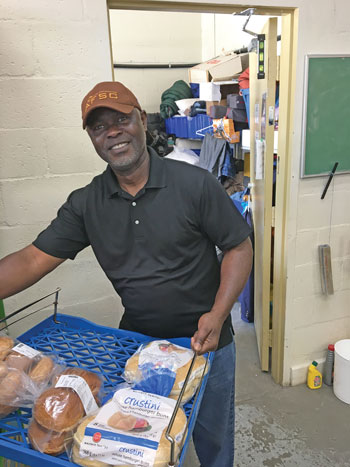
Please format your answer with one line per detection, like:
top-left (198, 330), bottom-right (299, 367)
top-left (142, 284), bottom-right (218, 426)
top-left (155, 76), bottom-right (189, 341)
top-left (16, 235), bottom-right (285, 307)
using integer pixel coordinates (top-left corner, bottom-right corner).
top-left (109, 10), bottom-right (270, 113)
top-left (0, 0), bottom-right (124, 335)
top-left (0, 0), bottom-right (349, 387)
top-left (109, 10), bottom-right (202, 113)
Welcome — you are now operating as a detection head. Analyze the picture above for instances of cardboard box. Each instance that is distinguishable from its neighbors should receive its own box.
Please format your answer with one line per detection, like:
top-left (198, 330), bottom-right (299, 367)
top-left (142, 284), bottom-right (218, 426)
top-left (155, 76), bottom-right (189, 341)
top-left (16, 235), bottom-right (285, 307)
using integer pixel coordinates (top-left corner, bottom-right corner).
top-left (189, 53), bottom-right (249, 83)
top-left (213, 119), bottom-right (240, 144)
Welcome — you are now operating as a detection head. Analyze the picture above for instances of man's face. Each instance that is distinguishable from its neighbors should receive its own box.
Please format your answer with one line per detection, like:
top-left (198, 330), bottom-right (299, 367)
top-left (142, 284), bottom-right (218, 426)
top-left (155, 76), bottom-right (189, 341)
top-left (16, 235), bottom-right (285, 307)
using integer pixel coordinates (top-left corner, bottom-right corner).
top-left (86, 107), bottom-right (148, 173)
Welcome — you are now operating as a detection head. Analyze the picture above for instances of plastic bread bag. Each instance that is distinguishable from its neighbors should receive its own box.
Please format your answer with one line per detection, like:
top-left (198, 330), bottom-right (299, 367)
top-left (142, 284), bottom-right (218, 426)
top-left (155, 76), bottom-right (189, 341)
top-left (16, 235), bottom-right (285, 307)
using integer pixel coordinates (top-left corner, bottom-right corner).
top-left (28, 366), bottom-right (105, 456)
top-left (3, 334), bottom-right (63, 385)
top-left (123, 340), bottom-right (209, 403)
top-left (69, 386), bottom-right (187, 467)
top-left (0, 333), bottom-right (15, 360)
top-left (0, 347), bottom-right (64, 419)
top-left (0, 330), bottom-right (66, 386)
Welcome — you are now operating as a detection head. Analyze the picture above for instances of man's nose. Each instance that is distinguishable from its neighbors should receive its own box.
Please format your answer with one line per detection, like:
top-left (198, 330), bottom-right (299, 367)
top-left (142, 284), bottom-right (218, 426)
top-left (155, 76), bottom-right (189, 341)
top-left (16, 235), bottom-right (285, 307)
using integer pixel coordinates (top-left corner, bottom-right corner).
top-left (106, 124), bottom-right (122, 137)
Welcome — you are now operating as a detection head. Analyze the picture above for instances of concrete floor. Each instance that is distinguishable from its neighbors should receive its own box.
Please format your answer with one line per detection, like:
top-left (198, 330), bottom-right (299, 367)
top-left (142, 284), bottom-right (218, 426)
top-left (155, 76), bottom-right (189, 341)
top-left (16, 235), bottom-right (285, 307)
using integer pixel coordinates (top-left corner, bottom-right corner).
top-left (183, 304), bottom-right (350, 467)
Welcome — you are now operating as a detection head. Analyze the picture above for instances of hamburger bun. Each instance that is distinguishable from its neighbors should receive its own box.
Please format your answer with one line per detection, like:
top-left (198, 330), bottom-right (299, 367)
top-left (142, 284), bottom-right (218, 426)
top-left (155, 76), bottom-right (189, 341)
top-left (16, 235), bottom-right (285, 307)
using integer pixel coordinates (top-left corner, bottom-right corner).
top-left (53, 367), bottom-right (102, 396)
top-left (34, 387), bottom-right (85, 432)
top-left (0, 361), bottom-right (9, 379)
top-left (0, 369), bottom-right (23, 404)
top-left (125, 341), bottom-right (207, 402)
top-left (73, 407), bottom-right (187, 467)
top-left (5, 350), bottom-right (33, 372)
top-left (29, 356), bottom-right (54, 384)
top-left (28, 419), bottom-right (69, 456)
top-left (0, 403), bottom-right (16, 418)
top-left (0, 336), bottom-right (14, 361)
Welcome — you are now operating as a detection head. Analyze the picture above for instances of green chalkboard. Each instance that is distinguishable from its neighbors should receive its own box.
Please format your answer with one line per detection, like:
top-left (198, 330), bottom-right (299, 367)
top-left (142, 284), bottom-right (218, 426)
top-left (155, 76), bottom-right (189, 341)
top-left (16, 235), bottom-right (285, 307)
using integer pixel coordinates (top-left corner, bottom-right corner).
top-left (301, 55), bottom-right (350, 177)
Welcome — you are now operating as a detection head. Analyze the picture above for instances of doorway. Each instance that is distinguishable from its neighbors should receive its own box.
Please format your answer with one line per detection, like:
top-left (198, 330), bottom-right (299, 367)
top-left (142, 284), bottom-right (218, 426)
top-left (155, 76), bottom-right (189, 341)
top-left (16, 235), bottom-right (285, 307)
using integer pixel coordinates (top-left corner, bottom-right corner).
top-left (107, 1), bottom-right (298, 385)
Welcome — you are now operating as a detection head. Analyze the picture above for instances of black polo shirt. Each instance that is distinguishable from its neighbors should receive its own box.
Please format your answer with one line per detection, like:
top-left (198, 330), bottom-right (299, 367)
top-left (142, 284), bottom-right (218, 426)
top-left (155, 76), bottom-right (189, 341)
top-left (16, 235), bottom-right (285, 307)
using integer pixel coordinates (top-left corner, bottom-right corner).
top-left (33, 148), bottom-right (252, 348)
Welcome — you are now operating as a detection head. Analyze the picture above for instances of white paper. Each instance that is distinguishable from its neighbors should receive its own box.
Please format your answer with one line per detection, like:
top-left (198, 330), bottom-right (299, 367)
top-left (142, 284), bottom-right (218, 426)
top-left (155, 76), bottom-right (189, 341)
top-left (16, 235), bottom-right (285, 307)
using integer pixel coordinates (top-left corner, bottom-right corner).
top-left (255, 139), bottom-right (265, 180)
top-left (13, 343), bottom-right (40, 358)
top-left (55, 374), bottom-right (98, 415)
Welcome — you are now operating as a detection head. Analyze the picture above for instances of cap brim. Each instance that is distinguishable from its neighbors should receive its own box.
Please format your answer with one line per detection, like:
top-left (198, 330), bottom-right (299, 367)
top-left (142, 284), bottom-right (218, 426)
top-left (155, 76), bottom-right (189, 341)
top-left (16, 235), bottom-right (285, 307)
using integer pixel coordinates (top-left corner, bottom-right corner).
top-left (83, 102), bottom-right (135, 129)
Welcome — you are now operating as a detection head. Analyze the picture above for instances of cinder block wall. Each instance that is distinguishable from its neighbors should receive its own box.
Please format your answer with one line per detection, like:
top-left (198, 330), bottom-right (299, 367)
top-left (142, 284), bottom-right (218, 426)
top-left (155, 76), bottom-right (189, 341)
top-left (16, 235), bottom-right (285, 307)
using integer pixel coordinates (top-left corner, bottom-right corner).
top-left (0, 0), bottom-right (124, 335)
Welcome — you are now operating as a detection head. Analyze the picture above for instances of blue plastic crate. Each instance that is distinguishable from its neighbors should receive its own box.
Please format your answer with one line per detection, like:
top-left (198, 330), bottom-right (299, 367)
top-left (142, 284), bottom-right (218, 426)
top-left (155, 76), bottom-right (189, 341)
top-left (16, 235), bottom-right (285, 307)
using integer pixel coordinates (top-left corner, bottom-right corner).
top-left (187, 114), bottom-right (212, 139)
top-left (0, 313), bottom-right (212, 466)
top-left (165, 116), bottom-right (188, 138)
top-left (165, 114), bottom-right (213, 139)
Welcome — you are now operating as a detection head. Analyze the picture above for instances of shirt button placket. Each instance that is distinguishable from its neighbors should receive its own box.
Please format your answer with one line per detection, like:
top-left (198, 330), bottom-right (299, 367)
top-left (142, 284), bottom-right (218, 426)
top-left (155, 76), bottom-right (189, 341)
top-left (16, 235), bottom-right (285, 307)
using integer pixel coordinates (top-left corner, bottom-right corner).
top-left (131, 200), bottom-right (142, 234)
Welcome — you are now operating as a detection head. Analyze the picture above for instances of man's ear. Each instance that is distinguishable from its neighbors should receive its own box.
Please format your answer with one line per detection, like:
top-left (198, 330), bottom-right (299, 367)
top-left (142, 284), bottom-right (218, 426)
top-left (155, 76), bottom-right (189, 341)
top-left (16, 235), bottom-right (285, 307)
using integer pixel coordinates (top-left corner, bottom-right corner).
top-left (140, 110), bottom-right (147, 131)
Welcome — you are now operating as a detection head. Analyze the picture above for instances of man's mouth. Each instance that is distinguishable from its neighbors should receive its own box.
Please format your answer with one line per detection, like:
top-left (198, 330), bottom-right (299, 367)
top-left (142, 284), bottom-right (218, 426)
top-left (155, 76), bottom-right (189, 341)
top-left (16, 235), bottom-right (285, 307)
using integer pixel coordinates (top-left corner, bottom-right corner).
top-left (109, 142), bottom-right (129, 151)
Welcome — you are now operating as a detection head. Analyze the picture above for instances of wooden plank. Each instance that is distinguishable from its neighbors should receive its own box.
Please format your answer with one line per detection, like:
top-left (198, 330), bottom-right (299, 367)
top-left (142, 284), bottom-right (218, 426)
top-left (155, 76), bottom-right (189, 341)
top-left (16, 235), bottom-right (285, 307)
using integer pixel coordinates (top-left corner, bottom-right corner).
top-left (250, 17), bottom-right (277, 372)
top-left (271, 10), bottom-right (298, 384)
top-left (107, 1), bottom-right (295, 15)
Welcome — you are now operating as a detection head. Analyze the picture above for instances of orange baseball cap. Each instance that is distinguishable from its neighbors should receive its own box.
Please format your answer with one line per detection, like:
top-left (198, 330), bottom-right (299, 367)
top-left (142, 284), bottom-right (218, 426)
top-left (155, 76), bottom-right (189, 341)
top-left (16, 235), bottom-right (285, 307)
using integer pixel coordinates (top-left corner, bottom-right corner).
top-left (81, 81), bottom-right (142, 128)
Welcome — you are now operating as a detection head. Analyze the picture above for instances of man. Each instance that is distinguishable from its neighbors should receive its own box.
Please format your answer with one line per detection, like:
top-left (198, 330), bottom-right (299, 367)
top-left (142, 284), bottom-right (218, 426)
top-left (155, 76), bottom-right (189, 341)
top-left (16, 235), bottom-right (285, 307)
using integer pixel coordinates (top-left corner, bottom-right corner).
top-left (0, 81), bottom-right (252, 467)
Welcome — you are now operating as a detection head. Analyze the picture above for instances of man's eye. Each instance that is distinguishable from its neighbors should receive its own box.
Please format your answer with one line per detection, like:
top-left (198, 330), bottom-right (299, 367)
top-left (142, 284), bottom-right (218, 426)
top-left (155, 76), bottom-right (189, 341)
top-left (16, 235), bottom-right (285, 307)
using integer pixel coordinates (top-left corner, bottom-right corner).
top-left (117, 116), bottom-right (128, 123)
top-left (94, 124), bottom-right (104, 131)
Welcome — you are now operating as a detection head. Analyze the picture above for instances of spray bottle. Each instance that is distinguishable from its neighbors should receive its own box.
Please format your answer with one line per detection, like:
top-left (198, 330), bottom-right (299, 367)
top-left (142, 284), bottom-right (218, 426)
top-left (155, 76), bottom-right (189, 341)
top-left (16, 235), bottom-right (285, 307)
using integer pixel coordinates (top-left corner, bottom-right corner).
top-left (307, 361), bottom-right (322, 389)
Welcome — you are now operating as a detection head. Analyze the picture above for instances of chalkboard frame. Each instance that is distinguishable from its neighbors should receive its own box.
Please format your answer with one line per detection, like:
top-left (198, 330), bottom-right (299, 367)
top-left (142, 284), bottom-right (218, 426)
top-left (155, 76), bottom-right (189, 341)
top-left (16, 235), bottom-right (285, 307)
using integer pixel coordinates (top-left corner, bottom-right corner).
top-left (300, 54), bottom-right (350, 178)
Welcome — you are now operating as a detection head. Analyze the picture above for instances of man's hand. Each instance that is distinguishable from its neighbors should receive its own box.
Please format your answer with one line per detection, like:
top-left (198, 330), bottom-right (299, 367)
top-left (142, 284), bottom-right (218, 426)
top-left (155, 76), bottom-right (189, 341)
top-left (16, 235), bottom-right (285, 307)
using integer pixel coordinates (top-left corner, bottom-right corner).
top-left (191, 311), bottom-right (224, 355)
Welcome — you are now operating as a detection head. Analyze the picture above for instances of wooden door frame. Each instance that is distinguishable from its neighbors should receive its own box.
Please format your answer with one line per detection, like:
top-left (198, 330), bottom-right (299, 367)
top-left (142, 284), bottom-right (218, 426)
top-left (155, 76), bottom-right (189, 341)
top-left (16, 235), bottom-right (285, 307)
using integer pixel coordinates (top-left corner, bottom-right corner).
top-left (107, 0), bottom-right (298, 385)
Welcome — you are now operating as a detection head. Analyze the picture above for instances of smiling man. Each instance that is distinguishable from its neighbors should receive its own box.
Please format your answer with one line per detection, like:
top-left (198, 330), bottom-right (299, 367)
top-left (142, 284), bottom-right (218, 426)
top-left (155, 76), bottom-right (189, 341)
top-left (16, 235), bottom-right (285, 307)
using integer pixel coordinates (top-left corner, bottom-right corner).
top-left (0, 81), bottom-right (253, 467)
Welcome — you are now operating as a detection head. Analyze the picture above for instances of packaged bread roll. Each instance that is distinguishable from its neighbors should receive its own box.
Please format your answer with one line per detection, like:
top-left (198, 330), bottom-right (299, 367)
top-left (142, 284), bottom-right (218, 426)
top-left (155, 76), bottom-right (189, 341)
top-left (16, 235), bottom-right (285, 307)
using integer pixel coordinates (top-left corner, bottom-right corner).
top-left (0, 335), bottom-right (14, 361)
top-left (28, 419), bottom-right (70, 456)
top-left (34, 387), bottom-right (87, 432)
top-left (71, 388), bottom-right (187, 467)
top-left (124, 340), bottom-right (208, 403)
top-left (29, 355), bottom-right (55, 384)
top-left (29, 367), bottom-right (103, 455)
top-left (5, 341), bottom-right (42, 373)
top-left (0, 368), bottom-right (24, 417)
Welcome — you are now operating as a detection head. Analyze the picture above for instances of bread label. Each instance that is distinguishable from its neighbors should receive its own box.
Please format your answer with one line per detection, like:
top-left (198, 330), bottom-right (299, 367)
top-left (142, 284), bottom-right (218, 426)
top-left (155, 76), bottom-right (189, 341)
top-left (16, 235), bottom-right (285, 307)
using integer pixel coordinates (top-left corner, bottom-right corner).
top-left (79, 388), bottom-right (184, 466)
top-left (13, 343), bottom-right (40, 359)
top-left (55, 375), bottom-right (98, 415)
top-left (139, 340), bottom-right (193, 371)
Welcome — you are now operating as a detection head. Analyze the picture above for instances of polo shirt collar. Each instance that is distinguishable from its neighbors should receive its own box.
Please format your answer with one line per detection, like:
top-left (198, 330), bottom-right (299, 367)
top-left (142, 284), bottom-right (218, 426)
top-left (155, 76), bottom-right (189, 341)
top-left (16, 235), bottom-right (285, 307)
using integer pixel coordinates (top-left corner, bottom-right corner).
top-left (105, 146), bottom-right (167, 198)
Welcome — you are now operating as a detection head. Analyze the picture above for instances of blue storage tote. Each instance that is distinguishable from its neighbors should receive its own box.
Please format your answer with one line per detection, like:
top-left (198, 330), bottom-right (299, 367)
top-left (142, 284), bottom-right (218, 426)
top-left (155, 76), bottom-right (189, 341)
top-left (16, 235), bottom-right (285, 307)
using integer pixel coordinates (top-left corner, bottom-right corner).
top-left (165, 116), bottom-right (188, 138)
top-left (165, 114), bottom-right (212, 139)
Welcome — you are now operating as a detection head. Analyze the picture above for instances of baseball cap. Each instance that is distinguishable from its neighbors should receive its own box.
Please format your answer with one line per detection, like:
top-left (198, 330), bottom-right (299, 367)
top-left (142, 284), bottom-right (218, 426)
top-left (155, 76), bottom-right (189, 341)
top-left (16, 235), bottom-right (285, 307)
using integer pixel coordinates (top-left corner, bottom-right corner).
top-left (81, 81), bottom-right (142, 129)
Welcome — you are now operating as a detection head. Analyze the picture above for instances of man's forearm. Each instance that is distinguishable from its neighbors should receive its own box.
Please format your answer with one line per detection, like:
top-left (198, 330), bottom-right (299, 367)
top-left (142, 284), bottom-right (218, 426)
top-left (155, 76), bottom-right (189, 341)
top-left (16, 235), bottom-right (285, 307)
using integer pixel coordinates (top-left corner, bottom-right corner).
top-left (0, 245), bottom-right (65, 299)
top-left (210, 237), bottom-right (253, 323)
top-left (191, 237), bottom-right (253, 354)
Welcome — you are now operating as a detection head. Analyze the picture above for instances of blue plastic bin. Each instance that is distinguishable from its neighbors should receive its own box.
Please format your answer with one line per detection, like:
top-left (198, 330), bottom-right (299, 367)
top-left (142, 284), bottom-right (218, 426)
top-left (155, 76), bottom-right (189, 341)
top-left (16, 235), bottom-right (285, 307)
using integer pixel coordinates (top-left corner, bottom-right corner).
top-left (0, 313), bottom-right (212, 467)
top-left (165, 116), bottom-right (188, 138)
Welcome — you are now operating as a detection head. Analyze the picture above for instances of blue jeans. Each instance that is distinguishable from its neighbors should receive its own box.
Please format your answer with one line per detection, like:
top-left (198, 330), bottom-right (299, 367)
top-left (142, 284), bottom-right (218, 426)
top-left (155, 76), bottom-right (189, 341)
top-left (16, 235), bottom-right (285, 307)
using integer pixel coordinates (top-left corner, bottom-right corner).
top-left (193, 338), bottom-right (236, 467)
